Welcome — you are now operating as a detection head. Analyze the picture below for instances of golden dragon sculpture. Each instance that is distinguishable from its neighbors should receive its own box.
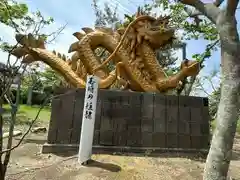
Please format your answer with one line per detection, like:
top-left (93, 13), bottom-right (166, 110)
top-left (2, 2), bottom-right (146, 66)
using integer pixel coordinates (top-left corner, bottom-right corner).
top-left (11, 10), bottom-right (200, 93)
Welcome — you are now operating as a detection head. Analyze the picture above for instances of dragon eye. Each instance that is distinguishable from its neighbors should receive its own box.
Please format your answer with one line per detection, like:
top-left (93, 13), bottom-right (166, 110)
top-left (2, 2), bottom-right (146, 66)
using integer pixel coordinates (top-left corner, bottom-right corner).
top-left (150, 27), bottom-right (159, 31)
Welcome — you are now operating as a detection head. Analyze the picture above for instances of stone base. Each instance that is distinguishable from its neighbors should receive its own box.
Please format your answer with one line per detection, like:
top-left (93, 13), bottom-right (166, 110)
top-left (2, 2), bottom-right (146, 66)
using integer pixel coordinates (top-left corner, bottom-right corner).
top-left (42, 143), bottom-right (209, 156)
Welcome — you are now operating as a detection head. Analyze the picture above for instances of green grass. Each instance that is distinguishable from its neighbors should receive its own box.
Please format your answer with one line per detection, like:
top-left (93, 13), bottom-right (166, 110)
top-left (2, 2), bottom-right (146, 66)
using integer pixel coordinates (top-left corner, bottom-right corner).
top-left (2, 104), bottom-right (51, 126)
top-left (211, 119), bottom-right (240, 134)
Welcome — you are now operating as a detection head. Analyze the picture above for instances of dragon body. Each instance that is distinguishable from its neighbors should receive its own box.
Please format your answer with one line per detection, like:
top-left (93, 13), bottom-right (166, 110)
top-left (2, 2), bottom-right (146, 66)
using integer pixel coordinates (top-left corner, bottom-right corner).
top-left (11, 10), bottom-right (200, 93)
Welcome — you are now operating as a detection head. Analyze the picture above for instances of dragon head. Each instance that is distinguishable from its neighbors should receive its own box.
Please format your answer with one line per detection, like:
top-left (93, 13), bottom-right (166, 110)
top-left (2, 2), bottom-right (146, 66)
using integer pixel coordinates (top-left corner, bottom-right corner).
top-left (10, 33), bottom-right (46, 63)
top-left (117, 8), bottom-right (176, 50)
top-left (130, 12), bottom-right (176, 49)
top-left (141, 15), bottom-right (176, 49)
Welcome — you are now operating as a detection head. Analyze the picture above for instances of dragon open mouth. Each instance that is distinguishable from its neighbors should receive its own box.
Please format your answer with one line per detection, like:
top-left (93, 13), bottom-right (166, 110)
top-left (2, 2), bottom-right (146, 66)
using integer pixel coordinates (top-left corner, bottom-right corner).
top-left (145, 27), bottom-right (176, 49)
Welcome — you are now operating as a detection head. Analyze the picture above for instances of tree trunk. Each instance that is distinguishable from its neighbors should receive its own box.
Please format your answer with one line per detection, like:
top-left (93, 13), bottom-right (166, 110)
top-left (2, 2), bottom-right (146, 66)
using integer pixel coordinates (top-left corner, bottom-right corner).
top-left (203, 12), bottom-right (240, 180)
top-left (0, 169), bottom-right (5, 180)
top-left (0, 94), bottom-right (5, 180)
top-left (26, 85), bottom-right (33, 106)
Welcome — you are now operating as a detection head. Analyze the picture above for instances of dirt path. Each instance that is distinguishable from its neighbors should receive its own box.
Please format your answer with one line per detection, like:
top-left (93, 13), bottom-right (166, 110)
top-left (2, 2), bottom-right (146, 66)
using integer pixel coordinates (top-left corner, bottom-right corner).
top-left (5, 132), bottom-right (240, 180)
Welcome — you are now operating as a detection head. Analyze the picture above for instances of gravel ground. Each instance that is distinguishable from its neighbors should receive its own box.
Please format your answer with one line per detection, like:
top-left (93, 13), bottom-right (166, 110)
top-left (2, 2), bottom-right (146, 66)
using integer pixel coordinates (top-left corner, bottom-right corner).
top-left (4, 128), bottom-right (240, 180)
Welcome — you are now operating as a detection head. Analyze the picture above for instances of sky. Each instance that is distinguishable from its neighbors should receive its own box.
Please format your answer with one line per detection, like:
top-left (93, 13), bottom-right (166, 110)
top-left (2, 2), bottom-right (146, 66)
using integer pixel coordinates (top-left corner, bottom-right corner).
top-left (0, 0), bottom-right (238, 96)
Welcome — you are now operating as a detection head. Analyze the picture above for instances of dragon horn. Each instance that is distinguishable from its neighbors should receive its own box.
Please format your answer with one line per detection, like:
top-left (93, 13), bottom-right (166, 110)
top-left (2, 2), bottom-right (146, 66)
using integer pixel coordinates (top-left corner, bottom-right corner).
top-left (68, 41), bottom-right (79, 53)
top-left (73, 32), bottom-right (84, 40)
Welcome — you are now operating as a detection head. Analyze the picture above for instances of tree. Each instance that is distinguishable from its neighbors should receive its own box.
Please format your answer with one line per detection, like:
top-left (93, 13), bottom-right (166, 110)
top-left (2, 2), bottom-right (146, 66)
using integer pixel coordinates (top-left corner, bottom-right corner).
top-left (39, 67), bottom-right (66, 91)
top-left (192, 67), bottom-right (219, 94)
top-left (21, 65), bottom-right (43, 105)
top-left (154, 0), bottom-right (239, 179)
top-left (0, 0), bottom-right (28, 31)
top-left (92, 0), bottom-right (119, 28)
top-left (0, 1), bottom-right (65, 179)
top-left (0, 2), bottom-right (29, 178)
